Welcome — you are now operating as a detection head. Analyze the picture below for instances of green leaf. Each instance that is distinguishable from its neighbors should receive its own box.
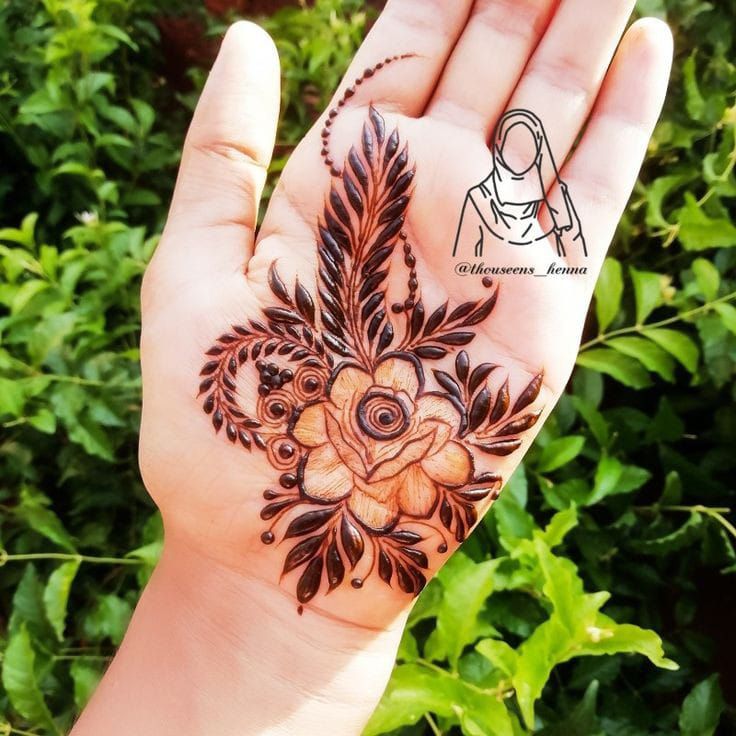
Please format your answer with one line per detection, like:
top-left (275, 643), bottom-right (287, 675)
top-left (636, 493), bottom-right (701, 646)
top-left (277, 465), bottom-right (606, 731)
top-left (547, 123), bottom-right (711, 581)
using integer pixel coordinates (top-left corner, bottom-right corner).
top-left (494, 492), bottom-right (535, 546)
top-left (83, 594), bottom-right (132, 646)
top-left (539, 680), bottom-right (602, 736)
top-left (714, 302), bottom-right (736, 335)
top-left (679, 674), bottom-right (725, 736)
top-left (540, 507), bottom-right (579, 548)
top-left (630, 266), bottom-right (665, 324)
top-left (364, 663), bottom-right (514, 736)
top-left (631, 512), bottom-right (704, 555)
top-left (43, 559), bottom-right (81, 641)
top-left (682, 53), bottom-right (705, 121)
top-left (70, 659), bottom-right (105, 711)
top-left (588, 456), bottom-right (650, 505)
top-left (692, 258), bottom-right (720, 300)
top-left (594, 258), bottom-right (623, 332)
top-left (576, 348), bottom-right (652, 389)
top-left (2, 625), bottom-right (59, 734)
top-left (16, 486), bottom-right (77, 552)
top-left (428, 555), bottom-right (500, 668)
top-left (0, 376), bottom-right (26, 416)
top-left (537, 436), bottom-right (586, 473)
top-left (645, 328), bottom-right (700, 372)
top-left (678, 194), bottom-right (736, 250)
top-left (476, 638), bottom-right (518, 678)
top-left (607, 336), bottom-right (676, 381)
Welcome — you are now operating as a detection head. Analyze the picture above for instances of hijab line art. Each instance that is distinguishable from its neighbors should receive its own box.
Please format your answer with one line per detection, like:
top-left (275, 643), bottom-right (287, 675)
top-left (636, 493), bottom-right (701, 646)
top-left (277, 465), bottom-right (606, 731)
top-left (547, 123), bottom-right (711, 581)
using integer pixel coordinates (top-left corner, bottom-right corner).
top-left (452, 109), bottom-right (587, 260)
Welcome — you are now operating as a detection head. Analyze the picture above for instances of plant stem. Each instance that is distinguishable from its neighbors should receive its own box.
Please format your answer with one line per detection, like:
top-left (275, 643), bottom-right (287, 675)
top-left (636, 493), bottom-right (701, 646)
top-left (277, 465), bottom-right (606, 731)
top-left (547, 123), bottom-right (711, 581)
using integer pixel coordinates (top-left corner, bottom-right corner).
top-left (1, 551), bottom-right (141, 566)
top-left (424, 713), bottom-right (443, 736)
top-left (580, 291), bottom-right (736, 350)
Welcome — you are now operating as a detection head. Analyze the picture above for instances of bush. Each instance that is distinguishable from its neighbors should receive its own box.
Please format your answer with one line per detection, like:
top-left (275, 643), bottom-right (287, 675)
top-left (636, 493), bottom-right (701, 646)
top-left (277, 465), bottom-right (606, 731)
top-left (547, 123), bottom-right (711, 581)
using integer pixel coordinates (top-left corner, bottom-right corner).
top-left (0, 0), bottom-right (734, 734)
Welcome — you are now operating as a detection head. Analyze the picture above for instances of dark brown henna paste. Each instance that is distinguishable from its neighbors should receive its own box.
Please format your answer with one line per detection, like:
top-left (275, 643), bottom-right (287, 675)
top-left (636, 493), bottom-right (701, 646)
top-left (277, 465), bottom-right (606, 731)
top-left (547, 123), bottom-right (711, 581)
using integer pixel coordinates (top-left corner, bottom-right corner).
top-left (199, 60), bottom-right (545, 605)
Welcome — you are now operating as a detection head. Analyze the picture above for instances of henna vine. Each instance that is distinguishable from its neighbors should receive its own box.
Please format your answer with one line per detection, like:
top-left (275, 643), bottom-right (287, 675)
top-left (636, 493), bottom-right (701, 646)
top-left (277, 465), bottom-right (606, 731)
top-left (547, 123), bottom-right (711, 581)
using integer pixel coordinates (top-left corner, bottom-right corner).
top-left (198, 58), bottom-right (545, 605)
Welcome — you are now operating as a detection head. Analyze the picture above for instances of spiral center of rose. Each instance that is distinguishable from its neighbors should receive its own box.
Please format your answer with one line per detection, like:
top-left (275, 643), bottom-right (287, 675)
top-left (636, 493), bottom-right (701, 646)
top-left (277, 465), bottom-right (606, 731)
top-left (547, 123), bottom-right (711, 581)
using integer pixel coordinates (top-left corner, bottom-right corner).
top-left (356, 390), bottom-right (410, 441)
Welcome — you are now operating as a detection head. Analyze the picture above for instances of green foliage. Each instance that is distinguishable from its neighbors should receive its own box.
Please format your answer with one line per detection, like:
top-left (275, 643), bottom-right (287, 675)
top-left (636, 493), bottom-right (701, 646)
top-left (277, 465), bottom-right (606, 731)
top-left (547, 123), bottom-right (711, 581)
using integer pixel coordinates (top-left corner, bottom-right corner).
top-left (0, 0), bottom-right (734, 734)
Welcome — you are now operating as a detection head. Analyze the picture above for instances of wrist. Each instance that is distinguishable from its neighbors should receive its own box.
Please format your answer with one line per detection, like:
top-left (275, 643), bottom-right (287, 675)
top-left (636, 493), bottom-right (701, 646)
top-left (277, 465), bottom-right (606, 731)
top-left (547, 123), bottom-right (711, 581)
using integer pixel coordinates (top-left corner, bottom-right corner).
top-left (73, 536), bottom-right (404, 736)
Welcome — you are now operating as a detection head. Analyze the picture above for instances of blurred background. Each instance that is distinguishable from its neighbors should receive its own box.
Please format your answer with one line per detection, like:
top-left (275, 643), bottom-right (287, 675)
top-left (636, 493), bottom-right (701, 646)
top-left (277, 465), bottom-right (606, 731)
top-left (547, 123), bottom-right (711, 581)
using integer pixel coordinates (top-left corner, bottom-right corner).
top-left (0, 1), bottom-right (734, 734)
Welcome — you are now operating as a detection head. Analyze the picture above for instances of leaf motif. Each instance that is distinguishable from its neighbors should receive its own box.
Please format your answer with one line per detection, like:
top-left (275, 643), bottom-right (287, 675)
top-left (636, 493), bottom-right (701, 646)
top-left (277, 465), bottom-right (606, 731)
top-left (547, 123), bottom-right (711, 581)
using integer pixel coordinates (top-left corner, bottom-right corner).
top-left (295, 281), bottom-right (316, 325)
top-left (462, 290), bottom-right (498, 326)
top-left (296, 556), bottom-right (324, 603)
top-left (360, 270), bottom-right (388, 301)
top-left (386, 147), bottom-right (408, 186)
top-left (389, 530), bottom-right (423, 544)
top-left (378, 550), bottom-right (393, 584)
top-left (396, 561), bottom-right (416, 594)
top-left (436, 332), bottom-right (474, 346)
top-left (260, 498), bottom-right (294, 520)
top-left (424, 302), bottom-right (448, 336)
top-left (371, 215), bottom-right (405, 250)
top-left (447, 301), bottom-right (478, 322)
top-left (410, 301), bottom-right (425, 339)
top-left (361, 292), bottom-right (384, 323)
top-left (363, 244), bottom-right (395, 276)
top-left (263, 307), bottom-right (303, 325)
top-left (378, 195), bottom-right (409, 225)
top-left (455, 351), bottom-right (470, 384)
top-left (342, 170), bottom-right (364, 216)
top-left (469, 363), bottom-right (497, 395)
top-left (399, 546), bottom-right (428, 569)
top-left (319, 224), bottom-right (345, 265)
top-left (384, 128), bottom-right (399, 168)
top-left (283, 532), bottom-right (328, 574)
top-left (348, 146), bottom-right (369, 193)
top-left (489, 379), bottom-right (510, 423)
top-left (377, 322), bottom-right (394, 354)
top-left (326, 535), bottom-right (345, 590)
top-left (388, 168), bottom-right (415, 199)
top-left (325, 209), bottom-right (351, 254)
top-left (323, 333), bottom-right (353, 357)
top-left (330, 187), bottom-right (352, 230)
top-left (414, 346), bottom-right (447, 360)
top-left (433, 369), bottom-right (463, 400)
top-left (284, 507), bottom-right (336, 539)
top-left (493, 411), bottom-right (542, 436)
top-left (369, 105), bottom-right (386, 144)
top-left (362, 122), bottom-right (374, 164)
top-left (367, 310), bottom-right (386, 342)
top-left (268, 263), bottom-right (293, 306)
top-left (341, 515), bottom-right (365, 569)
top-left (468, 387), bottom-right (491, 432)
top-left (511, 372), bottom-right (544, 414)
top-left (477, 439), bottom-right (522, 456)
top-left (439, 498), bottom-right (453, 530)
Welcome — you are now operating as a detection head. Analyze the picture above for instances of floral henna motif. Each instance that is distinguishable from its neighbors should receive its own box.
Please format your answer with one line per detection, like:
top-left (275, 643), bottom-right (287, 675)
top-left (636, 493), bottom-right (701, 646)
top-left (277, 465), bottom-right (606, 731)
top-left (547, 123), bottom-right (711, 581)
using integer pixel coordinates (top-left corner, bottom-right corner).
top-left (198, 58), bottom-right (545, 605)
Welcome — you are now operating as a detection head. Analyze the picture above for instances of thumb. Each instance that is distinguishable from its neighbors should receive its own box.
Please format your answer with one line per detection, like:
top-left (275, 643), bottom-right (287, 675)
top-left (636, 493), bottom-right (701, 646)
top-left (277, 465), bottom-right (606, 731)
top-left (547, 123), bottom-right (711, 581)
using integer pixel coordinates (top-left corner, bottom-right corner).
top-left (158, 21), bottom-right (280, 273)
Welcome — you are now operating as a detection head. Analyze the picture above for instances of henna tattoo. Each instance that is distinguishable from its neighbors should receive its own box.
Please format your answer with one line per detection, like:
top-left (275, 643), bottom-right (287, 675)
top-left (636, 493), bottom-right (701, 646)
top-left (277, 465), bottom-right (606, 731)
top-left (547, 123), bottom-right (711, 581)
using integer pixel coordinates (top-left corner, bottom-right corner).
top-left (199, 59), bottom-right (545, 605)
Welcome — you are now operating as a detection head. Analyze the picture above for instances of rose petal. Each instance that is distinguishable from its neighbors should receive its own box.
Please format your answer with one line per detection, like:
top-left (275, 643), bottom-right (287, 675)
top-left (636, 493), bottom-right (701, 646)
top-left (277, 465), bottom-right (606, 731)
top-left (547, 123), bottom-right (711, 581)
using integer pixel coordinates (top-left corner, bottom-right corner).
top-left (348, 487), bottom-right (398, 531)
top-left (374, 356), bottom-right (421, 399)
top-left (416, 393), bottom-right (463, 432)
top-left (291, 403), bottom-right (328, 447)
top-left (302, 443), bottom-right (353, 502)
top-left (329, 364), bottom-right (373, 408)
top-left (369, 426), bottom-right (437, 482)
top-left (325, 409), bottom-right (368, 478)
top-left (398, 464), bottom-right (438, 518)
top-left (421, 440), bottom-right (473, 487)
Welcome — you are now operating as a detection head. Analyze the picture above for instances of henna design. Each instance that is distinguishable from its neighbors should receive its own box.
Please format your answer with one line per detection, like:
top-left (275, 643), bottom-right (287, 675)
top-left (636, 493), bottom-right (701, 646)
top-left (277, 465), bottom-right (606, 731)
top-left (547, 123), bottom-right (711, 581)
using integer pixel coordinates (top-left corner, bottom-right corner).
top-left (199, 59), bottom-right (545, 605)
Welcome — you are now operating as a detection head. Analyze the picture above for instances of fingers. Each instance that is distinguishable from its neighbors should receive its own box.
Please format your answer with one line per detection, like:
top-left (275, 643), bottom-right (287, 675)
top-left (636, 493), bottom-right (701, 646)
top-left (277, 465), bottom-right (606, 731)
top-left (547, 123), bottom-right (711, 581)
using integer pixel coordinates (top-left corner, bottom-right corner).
top-left (560, 18), bottom-right (673, 272)
top-left (500, 0), bottom-right (636, 178)
top-left (426, 0), bottom-right (559, 134)
top-left (161, 21), bottom-right (280, 271)
top-left (328, 0), bottom-right (474, 117)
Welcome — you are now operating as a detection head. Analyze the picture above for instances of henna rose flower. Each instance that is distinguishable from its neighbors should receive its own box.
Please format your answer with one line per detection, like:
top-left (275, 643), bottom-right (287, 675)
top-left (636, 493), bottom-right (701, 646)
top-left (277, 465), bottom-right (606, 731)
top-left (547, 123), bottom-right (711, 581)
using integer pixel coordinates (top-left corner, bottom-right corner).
top-left (290, 355), bottom-right (473, 530)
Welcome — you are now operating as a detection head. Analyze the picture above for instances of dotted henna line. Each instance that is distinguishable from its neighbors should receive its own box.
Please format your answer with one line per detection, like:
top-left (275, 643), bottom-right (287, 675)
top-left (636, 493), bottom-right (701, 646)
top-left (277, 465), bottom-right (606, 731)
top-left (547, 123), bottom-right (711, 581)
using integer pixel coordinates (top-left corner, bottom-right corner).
top-left (320, 53), bottom-right (416, 177)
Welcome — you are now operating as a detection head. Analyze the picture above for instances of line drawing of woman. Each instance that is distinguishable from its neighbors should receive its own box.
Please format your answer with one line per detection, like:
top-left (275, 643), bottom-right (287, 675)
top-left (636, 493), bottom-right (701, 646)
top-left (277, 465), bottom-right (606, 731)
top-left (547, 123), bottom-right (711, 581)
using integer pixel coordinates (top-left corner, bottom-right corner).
top-left (452, 109), bottom-right (587, 260)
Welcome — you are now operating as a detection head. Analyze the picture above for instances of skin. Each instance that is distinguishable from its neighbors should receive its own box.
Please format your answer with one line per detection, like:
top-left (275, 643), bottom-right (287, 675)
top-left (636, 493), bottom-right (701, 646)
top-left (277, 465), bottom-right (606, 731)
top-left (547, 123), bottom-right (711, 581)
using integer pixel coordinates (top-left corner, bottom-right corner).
top-left (70, 1), bottom-right (673, 734)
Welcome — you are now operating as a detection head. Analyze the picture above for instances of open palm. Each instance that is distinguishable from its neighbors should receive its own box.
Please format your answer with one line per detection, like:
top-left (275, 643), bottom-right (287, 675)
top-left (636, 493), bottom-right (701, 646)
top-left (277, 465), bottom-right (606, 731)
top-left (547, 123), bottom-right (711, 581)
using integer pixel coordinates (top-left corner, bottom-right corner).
top-left (139, 0), bottom-right (672, 628)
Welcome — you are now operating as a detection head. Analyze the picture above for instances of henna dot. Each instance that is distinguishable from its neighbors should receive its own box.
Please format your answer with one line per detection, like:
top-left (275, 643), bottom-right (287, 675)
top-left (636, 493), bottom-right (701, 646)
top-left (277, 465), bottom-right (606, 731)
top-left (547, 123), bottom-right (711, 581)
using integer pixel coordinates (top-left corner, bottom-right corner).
top-left (400, 230), bottom-right (407, 239)
top-left (391, 303), bottom-right (404, 314)
top-left (405, 254), bottom-right (416, 268)
top-left (255, 360), bottom-right (265, 370)
top-left (404, 298), bottom-right (415, 309)
top-left (271, 376), bottom-right (283, 390)
top-left (409, 278), bottom-right (418, 291)
top-left (325, 156), bottom-right (333, 166)
top-left (403, 243), bottom-right (411, 254)
top-left (384, 57), bottom-right (392, 64)
top-left (355, 77), bottom-right (363, 85)
top-left (338, 99), bottom-right (345, 107)
top-left (263, 489), bottom-right (279, 500)
top-left (281, 369), bottom-right (294, 383)
top-left (266, 363), bottom-right (278, 375)
top-left (351, 578), bottom-right (364, 589)
top-left (278, 443), bottom-right (295, 460)
top-left (280, 473), bottom-right (297, 489)
top-left (345, 86), bottom-right (355, 98)
top-left (304, 377), bottom-right (320, 392)
top-left (261, 531), bottom-right (275, 544)
top-left (437, 543), bottom-right (448, 553)
top-left (330, 166), bottom-right (341, 177)
top-left (258, 384), bottom-right (270, 397)
top-left (482, 276), bottom-right (493, 288)
top-left (378, 60), bottom-right (386, 68)
top-left (364, 67), bottom-right (374, 77)
top-left (270, 401), bottom-right (286, 417)
top-left (321, 148), bottom-right (328, 156)
top-left (297, 605), bottom-right (304, 616)
top-left (321, 128), bottom-right (329, 138)
top-left (325, 118), bottom-right (332, 127)
top-left (329, 109), bottom-right (338, 118)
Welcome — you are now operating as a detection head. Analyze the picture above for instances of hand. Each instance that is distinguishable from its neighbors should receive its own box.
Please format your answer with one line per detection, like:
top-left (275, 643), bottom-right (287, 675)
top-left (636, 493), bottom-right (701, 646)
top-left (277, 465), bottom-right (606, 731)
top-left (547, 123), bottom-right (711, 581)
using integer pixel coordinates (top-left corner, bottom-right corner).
top-left (72, 3), bottom-right (673, 734)
top-left (139, 1), bottom-right (672, 630)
